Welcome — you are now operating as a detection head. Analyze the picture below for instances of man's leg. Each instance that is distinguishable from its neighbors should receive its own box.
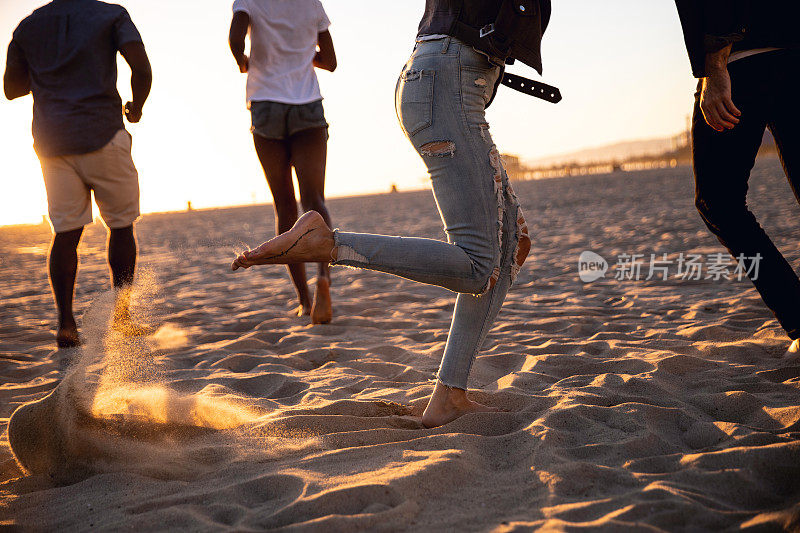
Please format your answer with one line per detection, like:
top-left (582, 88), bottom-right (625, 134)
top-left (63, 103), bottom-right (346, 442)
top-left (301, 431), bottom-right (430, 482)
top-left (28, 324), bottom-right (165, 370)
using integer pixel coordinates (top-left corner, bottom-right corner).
top-left (765, 50), bottom-right (800, 350)
top-left (694, 58), bottom-right (800, 341)
top-left (49, 227), bottom-right (84, 347)
top-left (109, 225), bottom-right (136, 288)
top-left (290, 126), bottom-right (333, 324)
top-left (40, 152), bottom-right (93, 347)
top-left (767, 51), bottom-right (800, 206)
top-left (107, 224), bottom-right (146, 332)
top-left (76, 130), bottom-right (143, 332)
top-left (253, 134), bottom-right (312, 315)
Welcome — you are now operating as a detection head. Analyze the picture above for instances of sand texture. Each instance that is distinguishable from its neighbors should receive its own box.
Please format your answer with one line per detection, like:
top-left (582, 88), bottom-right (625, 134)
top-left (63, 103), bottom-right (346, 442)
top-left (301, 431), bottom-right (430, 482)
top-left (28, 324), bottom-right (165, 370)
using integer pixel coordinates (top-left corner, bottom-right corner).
top-left (2, 160), bottom-right (800, 531)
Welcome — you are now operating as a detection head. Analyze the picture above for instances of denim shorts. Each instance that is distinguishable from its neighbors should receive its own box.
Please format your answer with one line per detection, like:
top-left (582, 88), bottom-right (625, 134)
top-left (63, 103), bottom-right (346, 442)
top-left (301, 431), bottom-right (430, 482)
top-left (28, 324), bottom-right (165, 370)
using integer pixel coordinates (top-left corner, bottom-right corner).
top-left (250, 99), bottom-right (328, 140)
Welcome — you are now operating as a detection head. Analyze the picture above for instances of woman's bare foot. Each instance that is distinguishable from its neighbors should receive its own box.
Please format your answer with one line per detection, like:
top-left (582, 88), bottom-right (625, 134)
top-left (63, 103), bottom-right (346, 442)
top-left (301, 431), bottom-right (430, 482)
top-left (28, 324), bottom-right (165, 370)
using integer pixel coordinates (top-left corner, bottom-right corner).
top-left (232, 211), bottom-right (335, 271)
top-left (293, 304), bottom-right (312, 317)
top-left (422, 381), bottom-right (501, 428)
top-left (311, 276), bottom-right (333, 324)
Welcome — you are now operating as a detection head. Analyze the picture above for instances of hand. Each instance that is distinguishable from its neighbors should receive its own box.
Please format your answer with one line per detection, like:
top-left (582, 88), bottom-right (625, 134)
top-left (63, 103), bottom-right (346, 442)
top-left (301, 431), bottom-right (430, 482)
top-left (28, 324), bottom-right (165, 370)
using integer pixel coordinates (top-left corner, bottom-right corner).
top-left (700, 68), bottom-right (741, 132)
top-left (238, 55), bottom-right (249, 74)
top-left (124, 102), bottom-right (143, 123)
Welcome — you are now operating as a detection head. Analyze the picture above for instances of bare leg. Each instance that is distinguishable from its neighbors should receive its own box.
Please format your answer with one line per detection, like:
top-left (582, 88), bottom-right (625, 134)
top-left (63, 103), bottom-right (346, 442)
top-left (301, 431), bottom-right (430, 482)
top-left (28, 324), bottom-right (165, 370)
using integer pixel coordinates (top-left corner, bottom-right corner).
top-left (290, 127), bottom-right (333, 324)
top-left (49, 227), bottom-right (84, 347)
top-left (421, 382), bottom-right (500, 428)
top-left (109, 225), bottom-right (136, 288)
top-left (253, 134), bottom-right (312, 315)
top-left (108, 225), bottom-right (151, 335)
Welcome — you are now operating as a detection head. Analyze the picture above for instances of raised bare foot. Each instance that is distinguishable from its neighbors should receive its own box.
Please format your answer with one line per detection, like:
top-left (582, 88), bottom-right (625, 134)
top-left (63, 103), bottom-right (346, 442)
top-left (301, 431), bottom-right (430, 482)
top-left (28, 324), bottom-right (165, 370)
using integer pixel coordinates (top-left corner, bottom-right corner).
top-left (422, 381), bottom-right (501, 428)
top-left (311, 276), bottom-right (333, 324)
top-left (785, 339), bottom-right (800, 358)
top-left (232, 211), bottom-right (334, 271)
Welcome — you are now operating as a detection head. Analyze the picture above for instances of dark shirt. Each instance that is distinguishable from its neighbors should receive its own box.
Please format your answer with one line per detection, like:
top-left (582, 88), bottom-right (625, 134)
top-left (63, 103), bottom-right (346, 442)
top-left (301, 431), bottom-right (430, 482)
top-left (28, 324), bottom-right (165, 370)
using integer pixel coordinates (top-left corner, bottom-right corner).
top-left (8, 0), bottom-right (143, 157)
top-left (417, 0), bottom-right (551, 75)
top-left (675, 0), bottom-right (800, 78)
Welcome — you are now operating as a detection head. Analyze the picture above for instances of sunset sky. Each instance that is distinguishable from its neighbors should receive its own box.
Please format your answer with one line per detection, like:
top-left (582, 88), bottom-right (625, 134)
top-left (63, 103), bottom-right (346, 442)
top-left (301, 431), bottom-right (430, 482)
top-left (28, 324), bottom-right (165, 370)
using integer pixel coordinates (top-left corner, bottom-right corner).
top-left (0, 0), bottom-right (696, 227)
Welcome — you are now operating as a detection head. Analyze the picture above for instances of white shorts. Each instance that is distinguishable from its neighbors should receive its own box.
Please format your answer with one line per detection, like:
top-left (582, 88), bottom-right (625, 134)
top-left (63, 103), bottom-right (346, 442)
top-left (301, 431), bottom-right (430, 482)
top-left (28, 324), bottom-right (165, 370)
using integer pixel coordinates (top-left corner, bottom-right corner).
top-left (40, 129), bottom-right (140, 233)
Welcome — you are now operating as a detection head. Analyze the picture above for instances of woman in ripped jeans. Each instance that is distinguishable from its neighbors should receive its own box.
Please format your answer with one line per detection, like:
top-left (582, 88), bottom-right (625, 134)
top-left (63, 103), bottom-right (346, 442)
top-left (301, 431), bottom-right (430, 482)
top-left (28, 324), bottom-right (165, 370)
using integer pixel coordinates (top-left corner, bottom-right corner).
top-left (232, 35), bottom-right (531, 428)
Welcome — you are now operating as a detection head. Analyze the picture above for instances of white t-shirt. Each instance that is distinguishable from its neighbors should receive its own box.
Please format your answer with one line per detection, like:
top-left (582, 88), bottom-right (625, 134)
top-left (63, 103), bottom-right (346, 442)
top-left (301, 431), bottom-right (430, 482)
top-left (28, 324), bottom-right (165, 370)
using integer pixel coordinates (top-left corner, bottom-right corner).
top-left (232, 0), bottom-right (330, 106)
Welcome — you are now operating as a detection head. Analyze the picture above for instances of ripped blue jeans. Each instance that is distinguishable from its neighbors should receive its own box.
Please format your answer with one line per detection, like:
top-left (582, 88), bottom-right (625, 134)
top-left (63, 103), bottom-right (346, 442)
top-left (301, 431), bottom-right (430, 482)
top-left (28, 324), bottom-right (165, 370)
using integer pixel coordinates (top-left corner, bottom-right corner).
top-left (332, 37), bottom-right (531, 389)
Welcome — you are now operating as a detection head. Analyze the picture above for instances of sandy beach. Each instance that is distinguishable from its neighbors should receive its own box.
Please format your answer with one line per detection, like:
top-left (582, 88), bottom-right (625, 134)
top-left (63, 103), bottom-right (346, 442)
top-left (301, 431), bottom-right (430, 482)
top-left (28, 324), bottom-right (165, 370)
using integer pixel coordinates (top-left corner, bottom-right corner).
top-left (2, 159), bottom-right (800, 531)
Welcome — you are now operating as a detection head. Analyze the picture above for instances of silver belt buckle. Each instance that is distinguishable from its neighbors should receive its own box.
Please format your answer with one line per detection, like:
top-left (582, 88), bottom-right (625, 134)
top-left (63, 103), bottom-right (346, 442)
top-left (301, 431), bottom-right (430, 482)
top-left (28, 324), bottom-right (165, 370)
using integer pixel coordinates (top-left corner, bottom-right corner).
top-left (479, 24), bottom-right (495, 38)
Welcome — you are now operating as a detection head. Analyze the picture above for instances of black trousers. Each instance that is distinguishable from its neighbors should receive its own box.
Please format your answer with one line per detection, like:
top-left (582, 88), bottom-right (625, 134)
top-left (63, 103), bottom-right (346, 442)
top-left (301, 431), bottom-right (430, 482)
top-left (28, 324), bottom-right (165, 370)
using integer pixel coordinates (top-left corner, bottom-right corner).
top-left (693, 49), bottom-right (800, 340)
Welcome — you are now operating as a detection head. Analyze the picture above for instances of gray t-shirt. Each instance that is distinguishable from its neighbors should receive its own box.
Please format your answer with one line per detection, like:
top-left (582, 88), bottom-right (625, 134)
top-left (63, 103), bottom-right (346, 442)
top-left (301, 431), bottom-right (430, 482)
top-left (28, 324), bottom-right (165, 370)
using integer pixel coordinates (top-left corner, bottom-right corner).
top-left (9, 0), bottom-right (143, 157)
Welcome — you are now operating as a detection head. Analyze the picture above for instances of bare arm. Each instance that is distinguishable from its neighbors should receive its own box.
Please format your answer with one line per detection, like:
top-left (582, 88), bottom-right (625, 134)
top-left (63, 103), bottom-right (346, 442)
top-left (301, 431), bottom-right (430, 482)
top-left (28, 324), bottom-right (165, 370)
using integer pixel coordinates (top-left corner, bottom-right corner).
top-left (3, 41), bottom-right (31, 100)
top-left (119, 41), bottom-right (152, 123)
top-left (313, 30), bottom-right (337, 72)
top-left (700, 44), bottom-right (741, 132)
top-left (229, 11), bottom-right (250, 73)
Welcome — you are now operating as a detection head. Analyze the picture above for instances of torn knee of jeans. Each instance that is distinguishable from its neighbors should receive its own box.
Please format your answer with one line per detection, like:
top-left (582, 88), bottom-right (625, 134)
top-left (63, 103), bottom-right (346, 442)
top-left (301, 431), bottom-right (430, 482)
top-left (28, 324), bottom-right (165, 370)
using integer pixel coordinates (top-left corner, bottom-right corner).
top-left (421, 141), bottom-right (456, 158)
top-left (507, 183), bottom-right (531, 283)
top-left (480, 267), bottom-right (501, 295)
top-left (515, 221), bottom-right (532, 266)
top-left (335, 245), bottom-right (368, 264)
top-left (463, 260), bottom-right (499, 297)
top-left (478, 146), bottom-right (506, 296)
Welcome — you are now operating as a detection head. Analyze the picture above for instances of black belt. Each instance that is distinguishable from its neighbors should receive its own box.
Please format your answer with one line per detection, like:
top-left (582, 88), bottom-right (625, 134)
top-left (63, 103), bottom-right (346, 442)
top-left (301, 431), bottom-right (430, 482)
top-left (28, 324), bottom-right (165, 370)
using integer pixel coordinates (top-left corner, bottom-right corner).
top-left (450, 21), bottom-right (562, 105)
top-left (501, 72), bottom-right (562, 104)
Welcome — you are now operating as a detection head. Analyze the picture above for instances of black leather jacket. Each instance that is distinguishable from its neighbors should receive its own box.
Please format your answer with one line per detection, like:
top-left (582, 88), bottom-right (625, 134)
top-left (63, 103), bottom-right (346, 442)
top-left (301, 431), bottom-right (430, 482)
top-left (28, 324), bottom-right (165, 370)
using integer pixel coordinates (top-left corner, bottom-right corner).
top-left (417, 0), bottom-right (551, 74)
top-left (675, 0), bottom-right (800, 77)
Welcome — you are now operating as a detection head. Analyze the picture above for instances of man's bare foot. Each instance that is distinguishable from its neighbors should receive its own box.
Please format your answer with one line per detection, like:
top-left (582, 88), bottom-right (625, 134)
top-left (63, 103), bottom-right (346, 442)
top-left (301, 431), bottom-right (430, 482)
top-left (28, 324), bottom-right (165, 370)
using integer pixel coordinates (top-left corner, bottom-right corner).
top-left (311, 276), bottom-right (333, 324)
top-left (56, 324), bottom-right (81, 349)
top-left (785, 339), bottom-right (800, 358)
top-left (232, 211), bottom-right (335, 271)
top-left (422, 381), bottom-right (501, 428)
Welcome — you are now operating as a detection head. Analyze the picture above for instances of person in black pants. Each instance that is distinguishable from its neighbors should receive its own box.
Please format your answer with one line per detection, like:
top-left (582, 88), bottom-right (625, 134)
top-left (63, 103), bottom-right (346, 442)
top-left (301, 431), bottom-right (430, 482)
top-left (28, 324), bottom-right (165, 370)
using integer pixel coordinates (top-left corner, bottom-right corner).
top-left (676, 0), bottom-right (800, 356)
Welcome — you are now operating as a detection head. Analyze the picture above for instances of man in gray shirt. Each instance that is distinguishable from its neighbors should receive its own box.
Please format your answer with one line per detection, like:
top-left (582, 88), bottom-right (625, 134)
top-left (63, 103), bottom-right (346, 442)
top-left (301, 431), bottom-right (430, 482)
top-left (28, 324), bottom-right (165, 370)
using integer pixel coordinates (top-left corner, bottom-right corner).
top-left (4, 0), bottom-right (153, 348)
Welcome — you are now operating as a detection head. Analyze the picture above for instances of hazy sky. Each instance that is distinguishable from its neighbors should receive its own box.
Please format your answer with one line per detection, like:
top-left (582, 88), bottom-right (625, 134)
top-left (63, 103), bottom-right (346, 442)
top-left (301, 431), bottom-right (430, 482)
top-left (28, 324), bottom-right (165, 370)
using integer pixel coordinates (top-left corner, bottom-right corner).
top-left (0, 0), bottom-right (696, 226)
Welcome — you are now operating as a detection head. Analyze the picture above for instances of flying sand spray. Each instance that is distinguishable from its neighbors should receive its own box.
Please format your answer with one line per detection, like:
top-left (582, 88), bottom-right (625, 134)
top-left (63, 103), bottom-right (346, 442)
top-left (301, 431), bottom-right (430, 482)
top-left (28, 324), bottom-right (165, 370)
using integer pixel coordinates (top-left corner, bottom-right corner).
top-left (8, 272), bottom-right (319, 483)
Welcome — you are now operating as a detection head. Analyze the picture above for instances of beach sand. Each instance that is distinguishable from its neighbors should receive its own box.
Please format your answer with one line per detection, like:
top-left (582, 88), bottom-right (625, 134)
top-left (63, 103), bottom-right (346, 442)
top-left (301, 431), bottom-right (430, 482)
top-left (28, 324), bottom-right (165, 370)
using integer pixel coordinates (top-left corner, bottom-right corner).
top-left (1, 159), bottom-right (800, 531)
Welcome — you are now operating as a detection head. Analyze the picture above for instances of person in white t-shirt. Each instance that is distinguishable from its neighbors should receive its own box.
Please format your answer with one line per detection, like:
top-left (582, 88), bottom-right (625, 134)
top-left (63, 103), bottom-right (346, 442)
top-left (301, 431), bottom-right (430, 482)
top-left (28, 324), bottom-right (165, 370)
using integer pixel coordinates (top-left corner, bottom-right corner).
top-left (229, 0), bottom-right (337, 324)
